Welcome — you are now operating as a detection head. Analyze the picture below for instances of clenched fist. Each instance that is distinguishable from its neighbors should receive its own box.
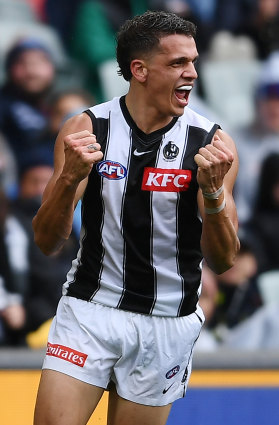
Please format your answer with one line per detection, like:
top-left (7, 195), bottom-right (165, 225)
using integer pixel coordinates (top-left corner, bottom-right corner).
top-left (62, 130), bottom-right (103, 184)
top-left (194, 134), bottom-right (234, 194)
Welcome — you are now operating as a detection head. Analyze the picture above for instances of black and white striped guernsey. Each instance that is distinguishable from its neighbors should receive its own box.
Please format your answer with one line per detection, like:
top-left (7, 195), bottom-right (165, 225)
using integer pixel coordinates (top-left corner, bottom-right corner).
top-left (63, 96), bottom-right (219, 317)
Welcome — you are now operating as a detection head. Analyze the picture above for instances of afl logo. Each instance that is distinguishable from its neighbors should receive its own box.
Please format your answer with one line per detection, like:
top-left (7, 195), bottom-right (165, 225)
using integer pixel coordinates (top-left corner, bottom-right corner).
top-left (166, 365), bottom-right (180, 379)
top-left (163, 142), bottom-right (179, 161)
top-left (97, 160), bottom-right (127, 180)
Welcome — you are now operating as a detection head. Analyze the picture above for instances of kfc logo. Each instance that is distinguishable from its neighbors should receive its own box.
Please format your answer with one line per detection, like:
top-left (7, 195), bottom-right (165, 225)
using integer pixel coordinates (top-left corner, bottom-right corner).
top-left (142, 167), bottom-right (192, 192)
top-left (46, 343), bottom-right (88, 367)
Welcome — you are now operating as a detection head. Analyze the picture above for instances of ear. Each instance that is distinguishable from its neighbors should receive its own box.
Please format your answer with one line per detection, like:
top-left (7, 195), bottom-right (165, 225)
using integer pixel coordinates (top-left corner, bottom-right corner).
top-left (130, 59), bottom-right (148, 82)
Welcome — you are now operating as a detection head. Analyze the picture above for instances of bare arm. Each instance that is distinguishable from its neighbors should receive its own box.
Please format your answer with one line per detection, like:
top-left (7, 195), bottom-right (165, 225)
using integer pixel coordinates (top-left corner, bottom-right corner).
top-left (196, 129), bottom-right (240, 274)
top-left (32, 112), bottom-right (103, 255)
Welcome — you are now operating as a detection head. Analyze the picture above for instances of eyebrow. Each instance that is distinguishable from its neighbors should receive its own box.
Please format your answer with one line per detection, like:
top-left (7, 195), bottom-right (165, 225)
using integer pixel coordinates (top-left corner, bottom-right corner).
top-left (170, 54), bottom-right (199, 63)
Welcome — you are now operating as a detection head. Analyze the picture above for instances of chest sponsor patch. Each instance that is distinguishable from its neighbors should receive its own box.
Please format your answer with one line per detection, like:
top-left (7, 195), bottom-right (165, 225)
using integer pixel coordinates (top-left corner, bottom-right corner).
top-left (97, 160), bottom-right (127, 180)
top-left (46, 342), bottom-right (88, 367)
top-left (142, 167), bottom-right (192, 192)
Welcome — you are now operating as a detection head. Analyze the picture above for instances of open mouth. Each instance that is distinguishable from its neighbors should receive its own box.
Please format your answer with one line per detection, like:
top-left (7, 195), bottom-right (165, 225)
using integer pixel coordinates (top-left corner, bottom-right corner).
top-left (174, 85), bottom-right (193, 104)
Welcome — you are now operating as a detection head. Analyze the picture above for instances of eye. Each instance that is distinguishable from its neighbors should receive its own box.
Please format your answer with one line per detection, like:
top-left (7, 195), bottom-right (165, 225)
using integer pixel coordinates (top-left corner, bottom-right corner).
top-left (171, 59), bottom-right (184, 67)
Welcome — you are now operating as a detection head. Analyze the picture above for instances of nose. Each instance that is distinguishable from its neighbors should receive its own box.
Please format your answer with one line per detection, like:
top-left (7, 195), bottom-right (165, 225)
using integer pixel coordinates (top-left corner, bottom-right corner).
top-left (182, 62), bottom-right (198, 80)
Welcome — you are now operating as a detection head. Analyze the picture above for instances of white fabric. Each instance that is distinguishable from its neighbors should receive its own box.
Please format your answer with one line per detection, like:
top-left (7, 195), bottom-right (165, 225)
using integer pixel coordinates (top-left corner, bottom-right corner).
top-left (43, 295), bottom-right (203, 406)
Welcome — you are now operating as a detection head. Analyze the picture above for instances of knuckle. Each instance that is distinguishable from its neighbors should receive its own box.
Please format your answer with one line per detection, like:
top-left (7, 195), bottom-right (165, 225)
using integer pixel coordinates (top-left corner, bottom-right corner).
top-left (95, 152), bottom-right (103, 162)
top-left (72, 142), bottom-right (81, 151)
top-left (64, 134), bottom-right (73, 144)
top-left (228, 152), bottom-right (234, 162)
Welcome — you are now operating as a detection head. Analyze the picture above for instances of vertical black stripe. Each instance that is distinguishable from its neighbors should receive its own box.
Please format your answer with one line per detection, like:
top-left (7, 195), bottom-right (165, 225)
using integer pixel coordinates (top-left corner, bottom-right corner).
top-left (90, 114), bottom-right (112, 299)
top-left (177, 125), bottom-right (209, 316)
top-left (118, 132), bottom-right (161, 314)
top-left (67, 116), bottom-right (110, 300)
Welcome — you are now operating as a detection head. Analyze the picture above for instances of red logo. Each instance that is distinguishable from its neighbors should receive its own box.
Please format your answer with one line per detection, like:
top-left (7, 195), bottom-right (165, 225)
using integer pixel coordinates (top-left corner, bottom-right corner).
top-left (142, 167), bottom-right (192, 192)
top-left (46, 343), bottom-right (88, 367)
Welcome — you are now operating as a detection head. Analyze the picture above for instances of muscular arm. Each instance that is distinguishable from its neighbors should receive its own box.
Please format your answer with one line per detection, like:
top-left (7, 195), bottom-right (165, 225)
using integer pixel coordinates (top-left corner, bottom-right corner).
top-left (196, 129), bottom-right (240, 274)
top-left (32, 112), bottom-right (103, 255)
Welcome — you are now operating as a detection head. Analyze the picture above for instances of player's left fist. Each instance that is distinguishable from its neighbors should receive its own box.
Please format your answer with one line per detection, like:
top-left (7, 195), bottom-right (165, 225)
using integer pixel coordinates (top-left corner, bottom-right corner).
top-left (194, 134), bottom-right (234, 193)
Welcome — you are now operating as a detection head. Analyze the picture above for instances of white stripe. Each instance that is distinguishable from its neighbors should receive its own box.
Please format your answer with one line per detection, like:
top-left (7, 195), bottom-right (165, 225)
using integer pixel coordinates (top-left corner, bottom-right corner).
top-left (152, 121), bottom-right (189, 316)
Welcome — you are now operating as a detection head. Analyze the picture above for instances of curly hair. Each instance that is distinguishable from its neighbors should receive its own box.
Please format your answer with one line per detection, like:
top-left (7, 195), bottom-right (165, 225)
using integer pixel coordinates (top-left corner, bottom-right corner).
top-left (116, 10), bottom-right (197, 81)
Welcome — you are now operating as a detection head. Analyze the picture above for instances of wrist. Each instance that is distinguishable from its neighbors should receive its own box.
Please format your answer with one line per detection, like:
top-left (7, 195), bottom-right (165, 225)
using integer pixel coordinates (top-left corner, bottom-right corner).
top-left (202, 184), bottom-right (224, 200)
top-left (204, 198), bottom-right (226, 214)
top-left (59, 173), bottom-right (81, 189)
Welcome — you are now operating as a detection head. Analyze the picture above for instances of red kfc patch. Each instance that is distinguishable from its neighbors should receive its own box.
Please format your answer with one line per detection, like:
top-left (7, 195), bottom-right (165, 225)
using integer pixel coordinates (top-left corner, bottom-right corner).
top-left (142, 167), bottom-right (192, 192)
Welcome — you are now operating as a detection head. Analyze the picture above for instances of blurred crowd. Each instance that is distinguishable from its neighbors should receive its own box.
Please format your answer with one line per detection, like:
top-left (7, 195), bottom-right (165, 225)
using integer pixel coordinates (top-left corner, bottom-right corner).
top-left (0, 0), bottom-right (279, 350)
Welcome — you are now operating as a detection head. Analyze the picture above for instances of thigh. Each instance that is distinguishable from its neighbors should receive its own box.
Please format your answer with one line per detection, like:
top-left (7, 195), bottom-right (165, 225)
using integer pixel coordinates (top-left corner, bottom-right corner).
top-left (43, 297), bottom-right (121, 389)
top-left (113, 310), bottom-right (203, 406)
top-left (107, 385), bottom-right (172, 425)
top-left (33, 369), bottom-right (104, 425)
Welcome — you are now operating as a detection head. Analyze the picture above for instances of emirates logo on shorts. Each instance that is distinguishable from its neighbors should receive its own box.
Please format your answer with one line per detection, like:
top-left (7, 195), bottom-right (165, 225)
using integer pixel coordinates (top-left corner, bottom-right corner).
top-left (46, 342), bottom-right (88, 367)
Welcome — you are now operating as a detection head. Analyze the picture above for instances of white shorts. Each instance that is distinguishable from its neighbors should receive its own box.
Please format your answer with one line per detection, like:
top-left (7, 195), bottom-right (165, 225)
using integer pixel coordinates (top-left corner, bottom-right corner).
top-left (43, 296), bottom-right (204, 406)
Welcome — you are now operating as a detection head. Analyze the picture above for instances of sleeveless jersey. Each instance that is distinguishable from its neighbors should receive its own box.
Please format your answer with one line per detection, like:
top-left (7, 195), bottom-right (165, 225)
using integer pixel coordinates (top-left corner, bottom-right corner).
top-left (63, 96), bottom-right (219, 317)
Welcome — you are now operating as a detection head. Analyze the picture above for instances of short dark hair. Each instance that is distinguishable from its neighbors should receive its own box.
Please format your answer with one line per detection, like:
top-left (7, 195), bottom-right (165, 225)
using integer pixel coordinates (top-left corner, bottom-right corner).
top-left (116, 10), bottom-right (197, 81)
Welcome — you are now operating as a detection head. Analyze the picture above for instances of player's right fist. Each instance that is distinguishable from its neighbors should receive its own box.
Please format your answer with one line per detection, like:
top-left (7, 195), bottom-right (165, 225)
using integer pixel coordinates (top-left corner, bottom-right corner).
top-left (62, 130), bottom-right (103, 183)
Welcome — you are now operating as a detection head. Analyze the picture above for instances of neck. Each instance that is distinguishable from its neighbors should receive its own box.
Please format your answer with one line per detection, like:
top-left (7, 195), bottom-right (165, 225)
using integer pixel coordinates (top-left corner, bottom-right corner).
top-left (125, 88), bottom-right (174, 134)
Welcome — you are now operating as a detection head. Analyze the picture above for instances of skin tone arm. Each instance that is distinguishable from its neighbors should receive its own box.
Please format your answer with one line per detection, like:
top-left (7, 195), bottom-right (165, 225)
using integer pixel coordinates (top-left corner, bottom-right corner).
top-left (32, 113), bottom-right (103, 255)
top-left (196, 129), bottom-right (240, 274)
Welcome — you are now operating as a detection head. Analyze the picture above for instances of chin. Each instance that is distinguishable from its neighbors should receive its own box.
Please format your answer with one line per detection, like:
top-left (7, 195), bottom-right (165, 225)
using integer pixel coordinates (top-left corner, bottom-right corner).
top-left (172, 104), bottom-right (187, 117)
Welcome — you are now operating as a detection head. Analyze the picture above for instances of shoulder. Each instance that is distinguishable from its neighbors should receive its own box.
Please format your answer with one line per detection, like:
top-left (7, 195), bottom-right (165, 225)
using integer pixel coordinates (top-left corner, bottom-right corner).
top-left (62, 98), bottom-right (120, 134)
top-left (86, 97), bottom-right (121, 119)
top-left (60, 111), bottom-right (94, 135)
top-left (182, 106), bottom-right (218, 132)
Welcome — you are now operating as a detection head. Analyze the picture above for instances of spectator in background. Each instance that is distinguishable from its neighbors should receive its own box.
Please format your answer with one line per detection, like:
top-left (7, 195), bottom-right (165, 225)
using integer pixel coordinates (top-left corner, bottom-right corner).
top-left (207, 240), bottom-right (260, 329)
top-left (218, 151), bottom-right (279, 351)
top-left (233, 51), bottom-right (279, 225)
top-left (0, 150), bottom-right (80, 347)
top-left (46, 88), bottom-right (94, 236)
top-left (47, 88), bottom-right (94, 136)
top-left (0, 38), bottom-right (56, 172)
top-left (44, 0), bottom-right (83, 48)
top-left (0, 132), bottom-right (17, 198)
top-left (214, 0), bottom-right (255, 32)
top-left (12, 152), bottom-right (79, 347)
top-left (235, 0), bottom-right (279, 59)
top-left (196, 240), bottom-right (261, 350)
top-left (244, 153), bottom-right (279, 274)
top-left (0, 137), bottom-right (25, 345)
top-left (0, 188), bottom-right (28, 346)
